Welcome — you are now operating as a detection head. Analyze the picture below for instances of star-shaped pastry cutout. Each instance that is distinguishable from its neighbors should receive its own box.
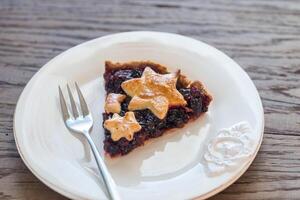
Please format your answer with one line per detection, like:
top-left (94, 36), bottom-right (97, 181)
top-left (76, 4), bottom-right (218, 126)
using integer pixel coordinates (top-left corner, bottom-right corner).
top-left (105, 93), bottom-right (126, 114)
top-left (104, 112), bottom-right (142, 141)
top-left (121, 67), bottom-right (187, 119)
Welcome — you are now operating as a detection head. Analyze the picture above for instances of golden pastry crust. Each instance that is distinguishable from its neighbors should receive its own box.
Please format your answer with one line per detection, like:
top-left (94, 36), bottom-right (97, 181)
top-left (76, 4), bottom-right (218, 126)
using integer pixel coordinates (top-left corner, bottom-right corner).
top-left (121, 67), bottom-right (187, 119)
top-left (104, 93), bottom-right (126, 114)
top-left (128, 96), bottom-right (169, 119)
top-left (105, 60), bottom-right (168, 74)
top-left (104, 112), bottom-right (141, 141)
top-left (190, 81), bottom-right (213, 103)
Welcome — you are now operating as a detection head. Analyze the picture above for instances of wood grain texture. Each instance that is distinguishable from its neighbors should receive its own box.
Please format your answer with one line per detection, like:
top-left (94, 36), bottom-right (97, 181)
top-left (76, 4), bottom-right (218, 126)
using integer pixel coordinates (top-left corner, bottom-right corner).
top-left (0, 0), bottom-right (300, 199)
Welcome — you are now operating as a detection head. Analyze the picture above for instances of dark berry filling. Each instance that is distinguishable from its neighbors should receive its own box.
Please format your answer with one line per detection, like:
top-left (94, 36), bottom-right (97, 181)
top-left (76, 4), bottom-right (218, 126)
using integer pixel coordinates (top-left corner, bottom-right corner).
top-left (104, 69), bottom-right (143, 94)
top-left (103, 66), bottom-right (210, 156)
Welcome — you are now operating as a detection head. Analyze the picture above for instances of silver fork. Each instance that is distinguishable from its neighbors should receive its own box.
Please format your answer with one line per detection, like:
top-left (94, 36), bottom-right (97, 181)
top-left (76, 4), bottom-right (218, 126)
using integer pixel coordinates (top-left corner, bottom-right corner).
top-left (58, 83), bottom-right (120, 200)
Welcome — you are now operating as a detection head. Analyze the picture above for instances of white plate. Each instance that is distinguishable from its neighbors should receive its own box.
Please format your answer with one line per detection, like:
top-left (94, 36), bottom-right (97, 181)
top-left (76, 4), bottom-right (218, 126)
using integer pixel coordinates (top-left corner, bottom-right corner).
top-left (14, 32), bottom-right (264, 200)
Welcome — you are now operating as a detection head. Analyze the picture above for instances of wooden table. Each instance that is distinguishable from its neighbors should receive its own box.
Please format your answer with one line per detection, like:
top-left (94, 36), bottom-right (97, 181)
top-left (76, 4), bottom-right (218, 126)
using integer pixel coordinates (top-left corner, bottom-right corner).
top-left (1, 0), bottom-right (299, 199)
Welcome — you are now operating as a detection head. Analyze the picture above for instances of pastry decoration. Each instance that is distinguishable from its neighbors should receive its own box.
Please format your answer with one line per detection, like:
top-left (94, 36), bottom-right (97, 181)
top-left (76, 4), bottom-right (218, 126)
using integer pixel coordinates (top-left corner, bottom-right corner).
top-left (104, 93), bottom-right (126, 114)
top-left (121, 67), bottom-right (186, 119)
top-left (104, 111), bottom-right (142, 141)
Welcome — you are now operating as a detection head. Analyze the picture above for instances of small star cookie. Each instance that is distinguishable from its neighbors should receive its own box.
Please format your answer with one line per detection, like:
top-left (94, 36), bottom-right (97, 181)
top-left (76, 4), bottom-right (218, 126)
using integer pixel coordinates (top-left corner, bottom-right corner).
top-left (104, 112), bottom-right (141, 141)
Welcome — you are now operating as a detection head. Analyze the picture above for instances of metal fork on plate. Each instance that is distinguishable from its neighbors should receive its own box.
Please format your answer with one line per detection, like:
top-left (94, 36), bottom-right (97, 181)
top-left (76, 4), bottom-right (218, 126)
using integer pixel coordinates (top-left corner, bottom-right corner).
top-left (58, 83), bottom-right (120, 200)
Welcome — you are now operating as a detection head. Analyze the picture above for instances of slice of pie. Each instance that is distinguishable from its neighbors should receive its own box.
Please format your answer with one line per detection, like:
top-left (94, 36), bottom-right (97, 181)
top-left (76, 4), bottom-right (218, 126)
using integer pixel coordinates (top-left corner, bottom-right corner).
top-left (102, 61), bottom-right (212, 157)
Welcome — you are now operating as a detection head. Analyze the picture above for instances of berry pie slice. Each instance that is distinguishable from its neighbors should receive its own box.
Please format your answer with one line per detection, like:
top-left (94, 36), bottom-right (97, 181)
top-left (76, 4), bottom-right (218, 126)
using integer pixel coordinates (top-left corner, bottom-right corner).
top-left (103, 61), bottom-right (212, 157)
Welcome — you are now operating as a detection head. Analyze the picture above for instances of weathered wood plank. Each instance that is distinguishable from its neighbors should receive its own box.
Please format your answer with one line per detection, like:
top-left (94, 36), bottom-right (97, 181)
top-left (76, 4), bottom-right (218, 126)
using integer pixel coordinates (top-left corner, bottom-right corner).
top-left (0, 0), bottom-right (299, 199)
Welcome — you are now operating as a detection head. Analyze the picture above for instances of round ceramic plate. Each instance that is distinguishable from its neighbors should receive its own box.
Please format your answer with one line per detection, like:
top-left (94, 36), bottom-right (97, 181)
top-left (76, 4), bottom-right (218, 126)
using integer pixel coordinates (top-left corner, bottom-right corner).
top-left (14, 32), bottom-right (264, 200)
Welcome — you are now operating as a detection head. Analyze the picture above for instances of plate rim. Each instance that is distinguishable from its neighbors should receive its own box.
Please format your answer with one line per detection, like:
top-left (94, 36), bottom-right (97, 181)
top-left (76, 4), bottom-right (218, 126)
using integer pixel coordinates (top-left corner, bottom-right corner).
top-left (13, 31), bottom-right (264, 200)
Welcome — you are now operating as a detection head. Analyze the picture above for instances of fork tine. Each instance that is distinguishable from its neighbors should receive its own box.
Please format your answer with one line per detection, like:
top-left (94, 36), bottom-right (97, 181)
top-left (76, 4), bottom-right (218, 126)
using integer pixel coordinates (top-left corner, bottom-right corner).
top-left (75, 82), bottom-right (89, 116)
top-left (67, 84), bottom-right (79, 118)
top-left (58, 86), bottom-right (70, 121)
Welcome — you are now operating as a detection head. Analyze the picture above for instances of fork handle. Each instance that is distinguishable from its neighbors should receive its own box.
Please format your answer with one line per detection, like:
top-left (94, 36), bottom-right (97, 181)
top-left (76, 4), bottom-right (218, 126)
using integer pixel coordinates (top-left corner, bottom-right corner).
top-left (84, 131), bottom-right (120, 200)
